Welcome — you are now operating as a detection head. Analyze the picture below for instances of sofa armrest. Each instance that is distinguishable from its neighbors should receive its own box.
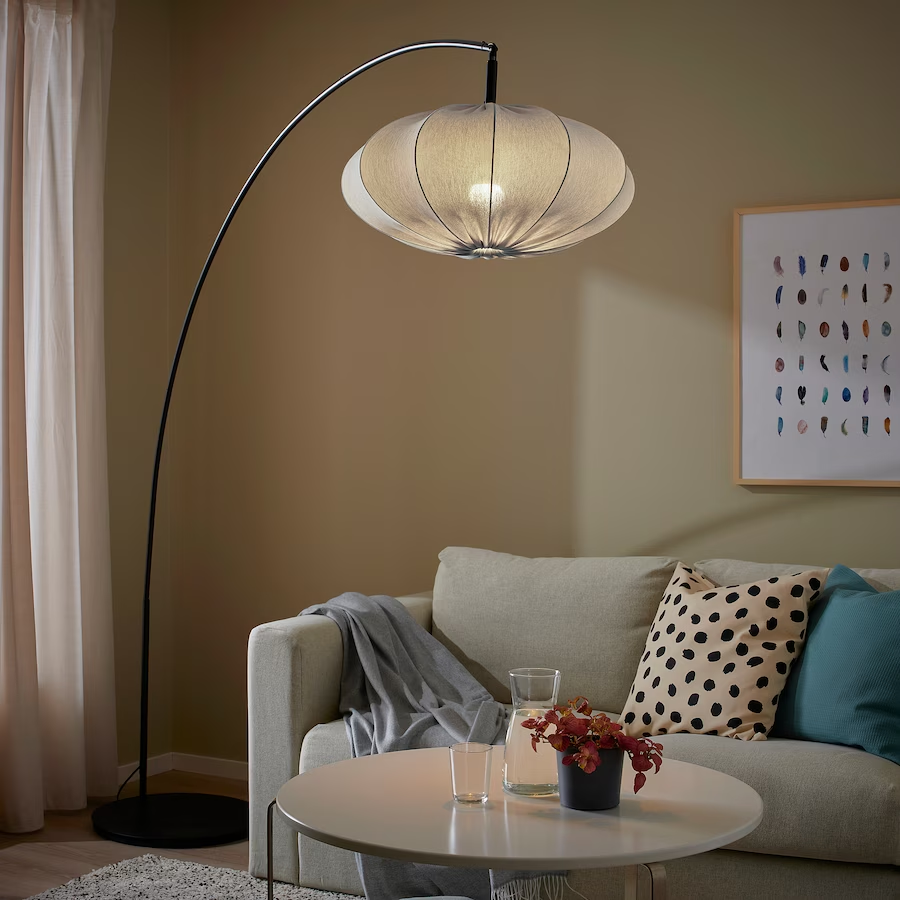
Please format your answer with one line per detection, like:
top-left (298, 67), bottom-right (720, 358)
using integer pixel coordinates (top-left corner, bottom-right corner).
top-left (248, 614), bottom-right (341, 881)
top-left (396, 590), bottom-right (434, 632)
top-left (247, 590), bottom-right (433, 882)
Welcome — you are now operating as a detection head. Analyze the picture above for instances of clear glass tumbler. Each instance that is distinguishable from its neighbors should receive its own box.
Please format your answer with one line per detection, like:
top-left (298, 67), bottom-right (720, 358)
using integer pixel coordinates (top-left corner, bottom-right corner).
top-left (449, 742), bottom-right (492, 804)
top-left (502, 667), bottom-right (561, 797)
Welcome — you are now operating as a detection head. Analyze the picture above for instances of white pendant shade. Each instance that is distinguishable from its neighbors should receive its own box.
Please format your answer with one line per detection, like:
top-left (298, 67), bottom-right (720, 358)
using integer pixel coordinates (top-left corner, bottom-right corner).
top-left (342, 103), bottom-right (634, 259)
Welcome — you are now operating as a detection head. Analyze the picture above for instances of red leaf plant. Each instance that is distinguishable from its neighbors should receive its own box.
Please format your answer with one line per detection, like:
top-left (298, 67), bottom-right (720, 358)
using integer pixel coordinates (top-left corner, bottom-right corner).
top-left (522, 696), bottom-right (663, 794)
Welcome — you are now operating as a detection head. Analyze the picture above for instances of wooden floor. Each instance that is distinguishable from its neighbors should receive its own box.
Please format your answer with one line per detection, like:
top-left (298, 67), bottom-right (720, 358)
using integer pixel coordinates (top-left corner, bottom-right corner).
top-left (0, 771), bottom-right (249, 900)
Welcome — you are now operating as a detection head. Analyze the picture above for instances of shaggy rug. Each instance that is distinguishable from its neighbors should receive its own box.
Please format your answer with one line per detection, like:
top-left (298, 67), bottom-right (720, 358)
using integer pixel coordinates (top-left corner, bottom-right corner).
top-left (27, 853), bottom-right (358, 900)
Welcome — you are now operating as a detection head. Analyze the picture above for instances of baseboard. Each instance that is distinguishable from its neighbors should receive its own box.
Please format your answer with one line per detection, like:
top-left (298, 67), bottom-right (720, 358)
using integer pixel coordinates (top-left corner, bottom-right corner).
top-left (172, 752), bottom-right (248, 781)
top-left (117, 752), bottom-right (248, 785)
top-left (117, 752), bottom-right (173, 785)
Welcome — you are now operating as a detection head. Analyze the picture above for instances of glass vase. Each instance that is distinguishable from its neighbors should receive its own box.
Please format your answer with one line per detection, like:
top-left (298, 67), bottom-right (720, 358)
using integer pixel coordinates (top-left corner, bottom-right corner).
top-left (502, 667), bottom-right (561, 797)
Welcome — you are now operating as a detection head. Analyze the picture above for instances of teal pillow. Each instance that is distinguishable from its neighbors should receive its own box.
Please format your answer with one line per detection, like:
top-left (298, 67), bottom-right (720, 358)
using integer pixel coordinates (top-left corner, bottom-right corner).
top-left (773, 565), bottom-right (900, 765)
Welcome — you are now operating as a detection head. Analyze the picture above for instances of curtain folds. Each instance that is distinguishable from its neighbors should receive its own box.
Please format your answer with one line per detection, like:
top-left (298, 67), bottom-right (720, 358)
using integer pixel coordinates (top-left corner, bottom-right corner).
top-left (0, 0), bottom-right (116, 833)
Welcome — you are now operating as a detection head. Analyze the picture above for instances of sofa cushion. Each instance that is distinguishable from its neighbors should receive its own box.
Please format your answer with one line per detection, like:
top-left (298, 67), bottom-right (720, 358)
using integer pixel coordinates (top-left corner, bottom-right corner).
top-left (694, 558), bottom-right (900, 593)
top-left (299, 718), bottom-right (352, 773)
top-left (619, 563), bottom-right (827, 740)
top-left (773, 565), bottom-right (900, 766)
top-left (432, 548), bottom-right (678, 712)
top-left (297, 720), bottom-right (364, 895)
top-left (655, 734), bottom-right (900, 866)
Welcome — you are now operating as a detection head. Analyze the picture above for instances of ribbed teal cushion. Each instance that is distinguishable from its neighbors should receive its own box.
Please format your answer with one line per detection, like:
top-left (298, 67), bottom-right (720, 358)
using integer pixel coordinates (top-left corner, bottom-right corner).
top-left (773, 565), bottom-right (900, 765)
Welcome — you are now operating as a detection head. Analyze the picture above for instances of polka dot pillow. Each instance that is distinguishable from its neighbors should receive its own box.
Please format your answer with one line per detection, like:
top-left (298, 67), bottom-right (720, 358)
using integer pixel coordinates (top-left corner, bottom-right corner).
top-left (619, 562), bottom-right (828, 741)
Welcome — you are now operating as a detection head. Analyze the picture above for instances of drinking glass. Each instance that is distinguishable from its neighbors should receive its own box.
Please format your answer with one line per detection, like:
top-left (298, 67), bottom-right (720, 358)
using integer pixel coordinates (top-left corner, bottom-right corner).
top-left (449, 742), bottom-right (492, 804)
top-left (502, 667), bottom-right (561, 796)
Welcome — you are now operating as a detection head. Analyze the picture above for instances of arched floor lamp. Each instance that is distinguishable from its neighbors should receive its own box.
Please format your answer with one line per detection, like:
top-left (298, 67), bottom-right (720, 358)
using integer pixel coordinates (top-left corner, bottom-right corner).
top-left (91, 39), bottom-right (633, 848)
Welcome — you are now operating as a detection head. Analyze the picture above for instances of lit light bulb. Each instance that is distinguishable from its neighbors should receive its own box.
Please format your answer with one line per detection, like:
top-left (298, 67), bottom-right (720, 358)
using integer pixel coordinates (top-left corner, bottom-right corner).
top-left (468, 183), bottom-right (503, 206)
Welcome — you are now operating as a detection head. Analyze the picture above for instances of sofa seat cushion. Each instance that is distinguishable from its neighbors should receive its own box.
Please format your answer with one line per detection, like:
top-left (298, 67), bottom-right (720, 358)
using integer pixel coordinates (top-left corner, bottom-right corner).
top-left (301, 723), bottom-right (899, 867)
top-left (655, 734), bottom-right (900, 866)
top-left (299, 719), bottom-right (353, 774)
top-left (433, 547), bottom-right (678, 712)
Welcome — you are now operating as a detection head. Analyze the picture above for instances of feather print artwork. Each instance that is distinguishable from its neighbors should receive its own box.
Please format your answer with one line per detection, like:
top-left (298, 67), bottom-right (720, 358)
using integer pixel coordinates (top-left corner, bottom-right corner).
top-left (863, 386), bottom-right (870, 405)
top-left (820, 254), bottom-right (828, 273)
top-left (886, 418), bottom-right (891, 435)
top-left (886, 386), bottom-right (892, 405)
top-left (777, 416), bottom-right (784, 436)
top-left (863, 319), bottom-right (869, 340)
top-left (799, 321), bottom-right (807, 340)
top-left (840, 256), bottom-right (849, 272)
top-left (862, 353), bottom-right (868, 371)
top-left (798, 420), bottom-right (808, 434)
top-left (886, 252), bottom-right (891, 271)
top-left (822, 387), bottom-right (829, 404)
top-left (776, 285), bottom-right (783, 307)
top-left (841, 418), bottom-right (849, 435)
top-left (842, 354), bottom-right (848, 373)
top-left (798, 289), bottom-right (807, 305)
top-left (862, 416), bottom-right (869, 435)
top-left (774, 256), bottom-right (784, 276)
top-left (798, 386), bottom-right (807, 405)
top-left (777, 321), bottom-right (782, 341)
top-left (841, 284), bottom-right (849, 304)
top-left (885, 284), bottom-right (893, 302)
top-left (842, 321), bottom-right (849, 341)
top-left (820, 354), bottom-right (829, 372)
top-left (842, 387), bottom-right (851, 402)
top-left (775, 357), bottom-right (785, 372)
top-left (882, 322), bottom-right (892, 337)
top-left (799, 255), bottom-right (807, 277)
top-left (863, 252), bottom-right (870, 272)
top-left (799, 355), bottom-right (805, 371)
top-left (818, 288), bottom-right (829, 305)
top-left (862, 284), bottom-right (867, 304)
top-left (882, 355), bottom-right (891, 374)
top-left (776, 386), bottom-right (783, 405)
top-left (820, 416), bottom-right (828, 435)
top-left (819, 322), bottom-right (830, 337)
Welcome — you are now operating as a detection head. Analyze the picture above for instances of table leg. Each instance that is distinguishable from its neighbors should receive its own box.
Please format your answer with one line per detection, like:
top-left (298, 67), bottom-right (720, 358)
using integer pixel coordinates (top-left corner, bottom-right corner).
top-left (267, 799), bottom-right (277, 900)
top-left (624, 863), bottom-right (667, 900)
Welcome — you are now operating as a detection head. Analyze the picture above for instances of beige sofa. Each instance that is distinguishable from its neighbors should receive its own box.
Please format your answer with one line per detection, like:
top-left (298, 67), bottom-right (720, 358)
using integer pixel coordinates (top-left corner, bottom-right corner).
top-left (247, 549), bottom-right (900, 899)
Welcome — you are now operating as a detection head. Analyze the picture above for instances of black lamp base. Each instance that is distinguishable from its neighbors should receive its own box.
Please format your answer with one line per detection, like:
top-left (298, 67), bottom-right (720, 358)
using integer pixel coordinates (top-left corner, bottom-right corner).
top-left (92, 792), bottom-right (248, 848)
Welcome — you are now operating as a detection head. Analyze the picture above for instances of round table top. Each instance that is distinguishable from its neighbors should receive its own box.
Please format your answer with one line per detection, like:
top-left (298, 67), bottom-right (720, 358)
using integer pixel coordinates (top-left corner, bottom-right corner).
top-left (277, 746), bottom-right (763, 871)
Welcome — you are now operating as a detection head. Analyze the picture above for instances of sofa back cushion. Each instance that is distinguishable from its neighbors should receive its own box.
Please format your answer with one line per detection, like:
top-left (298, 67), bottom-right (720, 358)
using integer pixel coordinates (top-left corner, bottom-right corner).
top-left (432, 547), bottom-right (678, 712)
top-left (695, 558), bottom-right (900, 592)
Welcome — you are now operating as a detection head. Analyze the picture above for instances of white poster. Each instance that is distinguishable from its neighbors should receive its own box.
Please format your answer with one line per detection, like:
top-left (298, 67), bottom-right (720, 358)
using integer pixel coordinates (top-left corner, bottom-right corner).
top-left (735, 201), bottom-right (900, 485)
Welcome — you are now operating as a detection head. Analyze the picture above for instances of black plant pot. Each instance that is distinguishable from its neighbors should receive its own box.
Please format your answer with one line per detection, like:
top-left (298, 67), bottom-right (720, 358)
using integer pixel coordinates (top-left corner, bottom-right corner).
top-left (556, 748), bottom-right (624, 811)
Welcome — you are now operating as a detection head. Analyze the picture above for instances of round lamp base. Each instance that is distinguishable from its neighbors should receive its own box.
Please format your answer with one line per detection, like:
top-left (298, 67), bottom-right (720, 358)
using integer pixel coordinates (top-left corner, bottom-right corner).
top-left (92, 793), bottom-right (248, 848)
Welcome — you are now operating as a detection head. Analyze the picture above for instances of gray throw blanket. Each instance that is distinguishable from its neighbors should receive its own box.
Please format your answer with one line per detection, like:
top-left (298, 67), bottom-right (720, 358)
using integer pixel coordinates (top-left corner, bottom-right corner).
top-left (302, 593), bottom-right (565, 900)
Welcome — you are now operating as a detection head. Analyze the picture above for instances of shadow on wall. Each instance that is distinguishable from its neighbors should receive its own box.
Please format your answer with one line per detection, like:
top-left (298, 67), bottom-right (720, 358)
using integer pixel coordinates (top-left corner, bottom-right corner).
top-left (625, 488), bottom-right (839, 560)
top-left (572, 267), bottom-right (731, 556)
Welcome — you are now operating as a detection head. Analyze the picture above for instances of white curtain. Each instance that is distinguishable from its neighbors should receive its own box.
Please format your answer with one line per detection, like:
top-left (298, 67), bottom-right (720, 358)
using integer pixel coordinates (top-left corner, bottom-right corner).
top-left (0, 0), bottom-right (116, 833)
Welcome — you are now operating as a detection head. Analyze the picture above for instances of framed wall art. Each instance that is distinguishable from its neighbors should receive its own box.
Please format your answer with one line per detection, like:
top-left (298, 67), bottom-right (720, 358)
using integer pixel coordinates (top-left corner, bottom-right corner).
top-left (734, 199), bottom-right (900, 486)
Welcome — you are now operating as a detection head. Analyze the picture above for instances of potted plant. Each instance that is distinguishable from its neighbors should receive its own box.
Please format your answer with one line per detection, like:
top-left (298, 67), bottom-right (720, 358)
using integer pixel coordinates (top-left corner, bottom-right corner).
top-left (522, 697), bottom-right (663, 810)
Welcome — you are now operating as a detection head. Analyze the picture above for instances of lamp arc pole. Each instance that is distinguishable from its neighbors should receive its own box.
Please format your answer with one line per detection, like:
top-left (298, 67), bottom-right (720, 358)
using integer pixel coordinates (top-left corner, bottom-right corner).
top-left (92, 39), bottom-right (499, 848)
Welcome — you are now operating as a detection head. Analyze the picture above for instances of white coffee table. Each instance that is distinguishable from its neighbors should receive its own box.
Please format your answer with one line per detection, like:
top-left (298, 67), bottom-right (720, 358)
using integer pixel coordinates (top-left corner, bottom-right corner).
top-left (270, 746), bottom-right (762, 900)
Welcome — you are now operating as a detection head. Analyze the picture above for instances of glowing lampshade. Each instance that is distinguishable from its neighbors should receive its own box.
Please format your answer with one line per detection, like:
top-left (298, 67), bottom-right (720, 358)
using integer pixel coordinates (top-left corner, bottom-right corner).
top-left (342, 103), bottom-right (633, 259)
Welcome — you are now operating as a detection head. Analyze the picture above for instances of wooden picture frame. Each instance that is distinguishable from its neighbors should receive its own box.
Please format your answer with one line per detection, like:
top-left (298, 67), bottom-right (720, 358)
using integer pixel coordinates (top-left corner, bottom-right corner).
top-left (734, 199), bottom-right (900, 486)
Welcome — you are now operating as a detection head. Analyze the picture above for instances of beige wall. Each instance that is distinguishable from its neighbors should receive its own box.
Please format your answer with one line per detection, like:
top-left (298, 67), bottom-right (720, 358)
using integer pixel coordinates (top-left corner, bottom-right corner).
top-left (105, 0), bottom-right (172, 763)
top-left (105, 0), bottom-right (900, 764)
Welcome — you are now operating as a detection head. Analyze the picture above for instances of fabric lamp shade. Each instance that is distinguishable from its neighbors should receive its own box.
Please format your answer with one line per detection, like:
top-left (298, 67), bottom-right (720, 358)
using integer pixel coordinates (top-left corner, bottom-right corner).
top-left (342, 103), bottom-right (634, 258)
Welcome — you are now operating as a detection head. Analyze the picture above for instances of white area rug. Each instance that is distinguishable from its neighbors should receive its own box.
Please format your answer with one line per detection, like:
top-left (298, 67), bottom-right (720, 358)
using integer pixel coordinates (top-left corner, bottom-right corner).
top-left (27, 853), bottom-right (358, 900)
